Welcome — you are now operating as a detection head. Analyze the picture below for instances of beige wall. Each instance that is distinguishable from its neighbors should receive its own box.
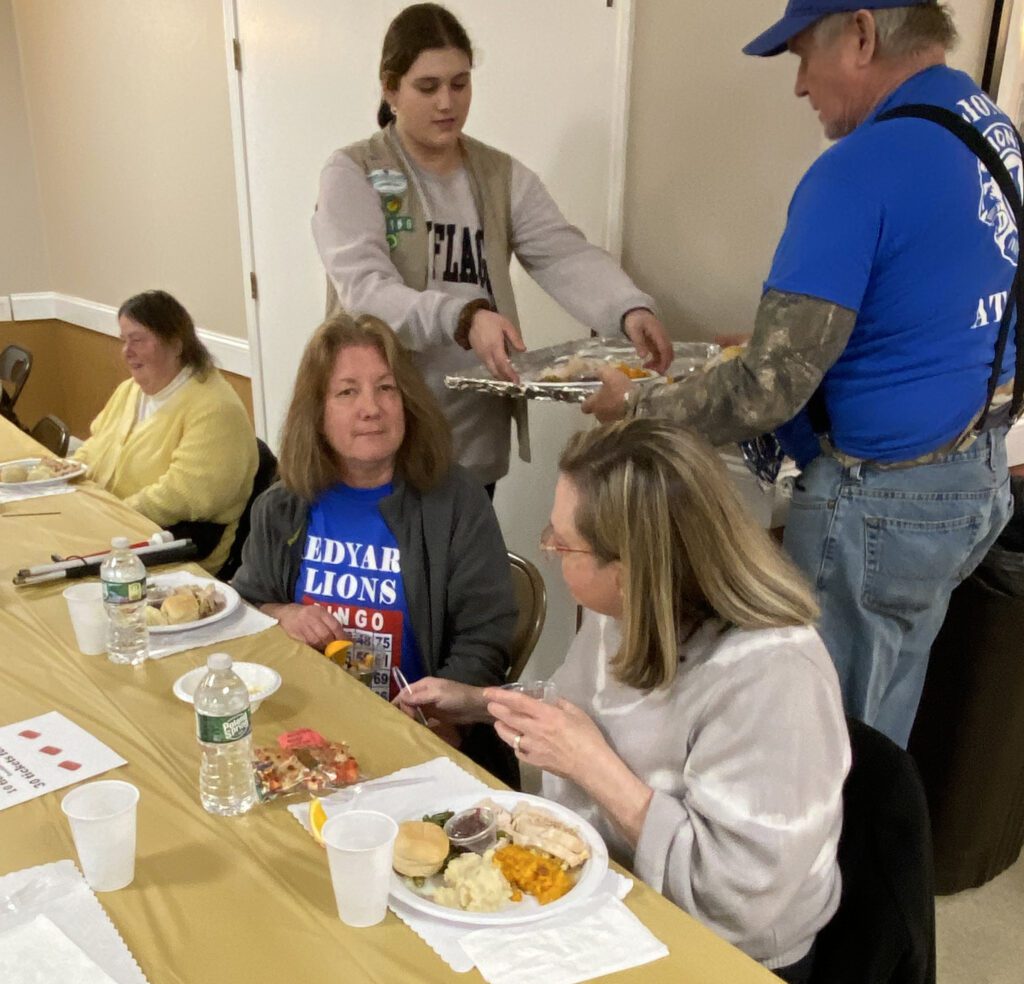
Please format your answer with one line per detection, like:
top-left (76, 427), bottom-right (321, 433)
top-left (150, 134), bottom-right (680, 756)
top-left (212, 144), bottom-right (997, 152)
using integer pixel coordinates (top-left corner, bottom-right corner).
top-left (947, 0), bottom-right (996, 80)
top-left (0, 0), bottom-right (48, 296)
top-left (623, 3), bottom-right (823, 339)
top-left (11, 0), bottom-right (248, 339)
top-left (0, 319), bottom-right (253, 439)
top-left (623, 1), bottom-right (996, 342)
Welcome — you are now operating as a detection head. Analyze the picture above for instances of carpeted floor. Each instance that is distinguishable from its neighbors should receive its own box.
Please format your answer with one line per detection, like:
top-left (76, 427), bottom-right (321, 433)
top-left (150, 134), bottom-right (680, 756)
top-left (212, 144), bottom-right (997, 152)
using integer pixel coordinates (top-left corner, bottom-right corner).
top-left (935, 848), bottom-right (1024, 984)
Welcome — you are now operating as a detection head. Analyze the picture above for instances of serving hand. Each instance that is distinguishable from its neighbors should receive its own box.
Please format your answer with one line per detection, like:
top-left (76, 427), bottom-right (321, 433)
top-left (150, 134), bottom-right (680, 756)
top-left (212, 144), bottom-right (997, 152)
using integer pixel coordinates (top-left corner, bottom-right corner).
top-left (468, 310), bottom-right (526, 383)
top-left (580, 366), bottom-right (634, 422)
top-left (622, 308), bottom-right (673, 373)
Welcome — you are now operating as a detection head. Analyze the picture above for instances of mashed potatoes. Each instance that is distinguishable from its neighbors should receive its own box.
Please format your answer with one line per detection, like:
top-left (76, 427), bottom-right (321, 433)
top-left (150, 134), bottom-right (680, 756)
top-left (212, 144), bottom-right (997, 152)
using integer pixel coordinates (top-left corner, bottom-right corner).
top-left (430, 849), bottom-right (518, 912)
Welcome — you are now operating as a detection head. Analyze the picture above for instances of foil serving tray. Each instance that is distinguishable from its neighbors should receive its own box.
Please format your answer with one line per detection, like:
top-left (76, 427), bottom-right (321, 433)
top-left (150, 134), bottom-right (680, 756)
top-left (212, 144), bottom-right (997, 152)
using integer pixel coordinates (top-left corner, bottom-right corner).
top-left (444, 337), bottom-right (720, 404)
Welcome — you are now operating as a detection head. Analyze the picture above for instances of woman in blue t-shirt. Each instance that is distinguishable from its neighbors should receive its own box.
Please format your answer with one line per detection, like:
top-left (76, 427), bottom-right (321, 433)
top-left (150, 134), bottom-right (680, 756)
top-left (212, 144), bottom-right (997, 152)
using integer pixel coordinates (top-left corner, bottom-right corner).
top-left (232, 312), bottom-right (518, 779)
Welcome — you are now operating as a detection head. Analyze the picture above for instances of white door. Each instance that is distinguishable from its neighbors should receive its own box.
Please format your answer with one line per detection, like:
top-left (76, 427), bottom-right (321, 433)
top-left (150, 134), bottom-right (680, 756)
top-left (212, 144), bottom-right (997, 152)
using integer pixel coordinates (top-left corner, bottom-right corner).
top-left (230, 0), bottom-right (634, 676)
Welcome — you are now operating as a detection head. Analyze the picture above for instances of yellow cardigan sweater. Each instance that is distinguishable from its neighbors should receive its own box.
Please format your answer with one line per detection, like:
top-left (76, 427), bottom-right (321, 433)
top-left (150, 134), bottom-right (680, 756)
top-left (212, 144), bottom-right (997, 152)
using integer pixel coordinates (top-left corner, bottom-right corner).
top-left (74, 371), bottom-right (257, 573)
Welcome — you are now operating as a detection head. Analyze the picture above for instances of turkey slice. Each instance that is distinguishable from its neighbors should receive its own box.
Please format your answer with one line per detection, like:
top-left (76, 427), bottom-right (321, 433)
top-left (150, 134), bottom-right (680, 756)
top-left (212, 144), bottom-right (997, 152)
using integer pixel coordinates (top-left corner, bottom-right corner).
top-left (508, 802), bottom-right (590, 868)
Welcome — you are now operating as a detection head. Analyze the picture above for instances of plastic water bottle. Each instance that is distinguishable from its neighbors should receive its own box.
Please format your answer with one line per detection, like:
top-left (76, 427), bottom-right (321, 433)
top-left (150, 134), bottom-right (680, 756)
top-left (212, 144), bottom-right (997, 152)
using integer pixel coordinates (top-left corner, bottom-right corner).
top-left (195, 653), bottom-right (257, 816)
top-left (100, 537), bottom-right (148, 666)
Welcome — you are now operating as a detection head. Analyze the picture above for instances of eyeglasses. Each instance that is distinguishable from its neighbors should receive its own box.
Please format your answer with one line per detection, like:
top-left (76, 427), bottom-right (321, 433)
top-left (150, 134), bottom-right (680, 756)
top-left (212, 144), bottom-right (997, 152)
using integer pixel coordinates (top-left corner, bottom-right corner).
top-left (539, 523), bottom-right (593, 559)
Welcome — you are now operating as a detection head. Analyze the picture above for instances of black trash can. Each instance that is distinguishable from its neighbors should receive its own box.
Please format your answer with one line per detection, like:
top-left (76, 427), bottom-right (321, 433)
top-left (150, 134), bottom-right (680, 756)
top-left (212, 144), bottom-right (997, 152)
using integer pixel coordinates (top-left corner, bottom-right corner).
top-left (908, 477), bottom-right (1024, 894)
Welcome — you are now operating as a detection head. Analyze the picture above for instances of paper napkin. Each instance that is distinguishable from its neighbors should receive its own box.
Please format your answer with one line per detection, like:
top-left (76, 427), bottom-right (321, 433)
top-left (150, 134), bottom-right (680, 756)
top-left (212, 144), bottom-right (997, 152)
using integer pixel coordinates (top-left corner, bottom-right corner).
top-left (461, 893), bottom-right (670, 984)
top-left (0, 860), bottom-right (148, 984)
top-left (0, 914), bottom-right (119, 984)
top-left (0, 484), bottom-right (77, 505)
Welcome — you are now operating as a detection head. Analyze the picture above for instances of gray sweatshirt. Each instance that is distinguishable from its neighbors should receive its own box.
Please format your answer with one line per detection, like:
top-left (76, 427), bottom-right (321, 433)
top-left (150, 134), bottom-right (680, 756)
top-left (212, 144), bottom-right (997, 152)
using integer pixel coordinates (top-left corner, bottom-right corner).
top-left (313, 148), bottom-right (655, 483)
top-left (544, 611), bottom-right (850, 970)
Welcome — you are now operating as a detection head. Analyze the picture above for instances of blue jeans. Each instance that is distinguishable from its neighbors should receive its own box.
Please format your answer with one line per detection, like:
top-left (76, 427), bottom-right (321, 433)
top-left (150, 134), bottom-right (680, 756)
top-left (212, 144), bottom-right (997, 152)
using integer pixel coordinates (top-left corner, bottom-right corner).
top-left (784, 430), bottom-right (1011, 747)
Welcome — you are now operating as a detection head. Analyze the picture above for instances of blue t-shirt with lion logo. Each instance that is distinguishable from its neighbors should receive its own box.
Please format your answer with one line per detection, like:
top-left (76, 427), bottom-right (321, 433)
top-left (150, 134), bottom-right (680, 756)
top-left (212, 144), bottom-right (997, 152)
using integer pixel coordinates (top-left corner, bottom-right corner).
top-left (294, 482), bottom-right (423, 699)
top-left (767, 65), bottom-right (1018, 463)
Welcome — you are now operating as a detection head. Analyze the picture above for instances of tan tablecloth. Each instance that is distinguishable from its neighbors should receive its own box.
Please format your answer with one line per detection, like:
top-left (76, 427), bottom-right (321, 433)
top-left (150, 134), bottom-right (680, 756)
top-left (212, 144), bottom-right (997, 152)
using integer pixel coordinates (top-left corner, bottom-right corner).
top-left (0, 419), bottom-right (779, 983)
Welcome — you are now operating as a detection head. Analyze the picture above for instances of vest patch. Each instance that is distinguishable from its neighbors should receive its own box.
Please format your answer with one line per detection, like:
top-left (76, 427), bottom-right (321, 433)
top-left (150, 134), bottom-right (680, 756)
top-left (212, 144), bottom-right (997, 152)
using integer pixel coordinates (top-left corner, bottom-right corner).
top-left (369, 170), bottom-right (414, 250)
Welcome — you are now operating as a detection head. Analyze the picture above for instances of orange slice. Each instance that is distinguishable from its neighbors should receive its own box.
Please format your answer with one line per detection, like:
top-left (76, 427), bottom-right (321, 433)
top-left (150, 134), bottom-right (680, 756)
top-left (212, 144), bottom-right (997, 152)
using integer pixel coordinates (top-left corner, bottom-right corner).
top-left (309, 797), bottom-right (328, 845)
top-left (324, 639), bottom-right (353, 667)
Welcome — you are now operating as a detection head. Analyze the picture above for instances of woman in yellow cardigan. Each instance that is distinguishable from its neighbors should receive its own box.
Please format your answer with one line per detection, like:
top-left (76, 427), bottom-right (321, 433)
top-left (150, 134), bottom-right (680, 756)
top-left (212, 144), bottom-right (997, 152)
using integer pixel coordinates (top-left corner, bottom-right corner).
top-left (74, 290), bottom-right (257, 573)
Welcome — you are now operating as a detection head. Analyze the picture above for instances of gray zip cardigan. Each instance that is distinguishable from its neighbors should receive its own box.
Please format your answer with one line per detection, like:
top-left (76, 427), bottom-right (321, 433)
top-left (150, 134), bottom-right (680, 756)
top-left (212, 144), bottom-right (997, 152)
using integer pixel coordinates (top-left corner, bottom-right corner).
top-left (232, 467), bottom-right (516, 685)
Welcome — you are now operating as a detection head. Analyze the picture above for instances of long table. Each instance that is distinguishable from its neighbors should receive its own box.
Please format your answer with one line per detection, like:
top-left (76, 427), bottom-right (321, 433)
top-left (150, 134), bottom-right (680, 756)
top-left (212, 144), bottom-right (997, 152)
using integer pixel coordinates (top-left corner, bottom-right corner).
top-left (0, 418), bottom-right (779, 983)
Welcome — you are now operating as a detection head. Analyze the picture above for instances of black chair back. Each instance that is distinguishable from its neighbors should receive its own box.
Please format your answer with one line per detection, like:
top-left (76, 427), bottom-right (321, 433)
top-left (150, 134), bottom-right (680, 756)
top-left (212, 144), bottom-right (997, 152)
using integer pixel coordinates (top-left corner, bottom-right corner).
top-left (0, 344), bottom-right (33, 426)
top-left (217, 438), bottom-right (278, 581)
top-left (810, 718), bottom-right (936, 984)
top-left (29, 414), bottom-right (71, 457)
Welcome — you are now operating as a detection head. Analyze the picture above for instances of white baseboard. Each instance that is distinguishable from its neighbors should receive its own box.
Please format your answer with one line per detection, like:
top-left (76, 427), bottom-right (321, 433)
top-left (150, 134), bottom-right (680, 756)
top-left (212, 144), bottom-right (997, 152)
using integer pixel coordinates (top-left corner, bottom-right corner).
top-left (8, 291), bottom-right (252, 378)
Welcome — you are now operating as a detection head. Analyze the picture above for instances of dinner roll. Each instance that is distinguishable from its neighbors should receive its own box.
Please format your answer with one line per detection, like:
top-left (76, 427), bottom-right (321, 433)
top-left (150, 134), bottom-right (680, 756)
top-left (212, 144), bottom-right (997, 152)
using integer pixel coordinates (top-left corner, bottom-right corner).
top-left (162, 591), bottom-right (200, 625)
top-left (1, 464), bottom-right (28, 483)
top-left (145, 604), bottom-right (168, 627)
top-left (26, 466), bottom-right (50, 482)
top-left (393, 821), bottom-right (450, 878)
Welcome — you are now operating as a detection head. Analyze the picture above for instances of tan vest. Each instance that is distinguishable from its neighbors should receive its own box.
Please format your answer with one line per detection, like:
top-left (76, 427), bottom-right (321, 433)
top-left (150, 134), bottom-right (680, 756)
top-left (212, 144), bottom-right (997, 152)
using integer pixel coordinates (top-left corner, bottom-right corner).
top-left (328, 127), bottom-right (517, 322)
top-left (327, 125), bottom-right (530, 460)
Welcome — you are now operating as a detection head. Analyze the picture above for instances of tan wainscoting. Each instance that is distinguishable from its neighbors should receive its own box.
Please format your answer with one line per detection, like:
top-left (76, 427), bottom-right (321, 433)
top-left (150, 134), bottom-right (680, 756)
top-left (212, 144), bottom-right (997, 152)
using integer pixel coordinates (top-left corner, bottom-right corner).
top-left (0, 319), bottom-right (254, 440)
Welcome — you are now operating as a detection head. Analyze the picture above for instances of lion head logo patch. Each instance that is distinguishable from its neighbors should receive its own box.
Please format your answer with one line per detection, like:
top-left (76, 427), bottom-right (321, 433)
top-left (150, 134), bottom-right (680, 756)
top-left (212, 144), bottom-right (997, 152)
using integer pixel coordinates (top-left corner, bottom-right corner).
top-left (978, 121), bottom-right (1023, 267)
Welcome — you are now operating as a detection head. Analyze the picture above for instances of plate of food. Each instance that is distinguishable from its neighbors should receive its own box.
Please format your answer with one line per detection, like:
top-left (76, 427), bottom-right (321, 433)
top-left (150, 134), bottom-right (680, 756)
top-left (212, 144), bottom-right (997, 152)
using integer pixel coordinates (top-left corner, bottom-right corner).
top-left (445, 338), bottom-right (720, 404)
top-left (144, 572), bottom-right (239, 633)
top-left (389, 791), bottom-right (608, 925)
top-left (0, 457), bottom-right (86, 488)
top-left (525, 355), bottom-right (656, 388)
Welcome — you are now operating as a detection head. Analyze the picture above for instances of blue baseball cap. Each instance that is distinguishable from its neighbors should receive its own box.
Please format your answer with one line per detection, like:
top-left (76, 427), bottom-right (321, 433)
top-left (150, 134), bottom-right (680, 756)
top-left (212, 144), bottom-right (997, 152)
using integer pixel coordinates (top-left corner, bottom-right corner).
top-left (743, 0), bottom-right (933, 57)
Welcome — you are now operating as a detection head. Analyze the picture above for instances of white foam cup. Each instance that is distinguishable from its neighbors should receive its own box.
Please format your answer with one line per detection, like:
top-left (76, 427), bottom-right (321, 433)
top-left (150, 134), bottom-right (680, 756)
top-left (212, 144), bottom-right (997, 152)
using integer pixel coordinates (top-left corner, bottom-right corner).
top-left (321, 810), bottom-right (399, 927)
top-left (63, 582), bottom-right (107, 656)
top-left (60, 780), bottom-right (140, 892)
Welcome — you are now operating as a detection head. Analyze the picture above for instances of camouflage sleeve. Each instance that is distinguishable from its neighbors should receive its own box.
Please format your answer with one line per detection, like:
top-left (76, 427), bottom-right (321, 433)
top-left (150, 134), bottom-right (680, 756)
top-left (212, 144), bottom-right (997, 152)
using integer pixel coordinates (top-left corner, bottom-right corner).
top-left (632, 290), bottom-right (857, 445)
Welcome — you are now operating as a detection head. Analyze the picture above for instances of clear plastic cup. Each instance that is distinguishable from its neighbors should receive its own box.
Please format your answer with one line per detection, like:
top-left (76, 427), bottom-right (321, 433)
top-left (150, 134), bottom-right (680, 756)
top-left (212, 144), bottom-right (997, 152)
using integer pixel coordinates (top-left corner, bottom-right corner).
top-left (60, 780), bottom-right (139, 891)
top-left (501, 679), bottom-right (559, 703)
top-left (63, 582), bottom-right (107, 656)
top-left (444, 806), bottom-right (497, 854)
top-left (321, 810), bottom-right (399, 927)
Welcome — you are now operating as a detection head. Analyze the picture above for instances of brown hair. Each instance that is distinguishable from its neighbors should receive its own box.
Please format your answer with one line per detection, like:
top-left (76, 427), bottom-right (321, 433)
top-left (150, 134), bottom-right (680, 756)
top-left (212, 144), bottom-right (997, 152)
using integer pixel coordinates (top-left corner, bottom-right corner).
top-left (277, 312), bottom-right (453, 501)
top-left (377, 3), bottom-right (473, 127)
top-left (117, 290), bottom-right (213, 380)
top-left (559, 420), bottom-right (819, 691)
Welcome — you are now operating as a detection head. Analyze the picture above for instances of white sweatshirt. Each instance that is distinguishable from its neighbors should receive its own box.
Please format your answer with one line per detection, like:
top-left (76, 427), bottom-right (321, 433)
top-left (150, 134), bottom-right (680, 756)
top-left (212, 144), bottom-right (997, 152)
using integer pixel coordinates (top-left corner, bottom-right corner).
top-left (545, 611), bottom-right (850, 970)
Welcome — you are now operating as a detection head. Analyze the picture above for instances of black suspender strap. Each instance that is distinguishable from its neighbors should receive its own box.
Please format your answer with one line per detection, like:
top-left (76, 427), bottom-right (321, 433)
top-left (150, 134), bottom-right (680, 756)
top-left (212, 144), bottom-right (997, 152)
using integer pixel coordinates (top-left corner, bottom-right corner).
top-left (876, 103), bottom-right (1024, 429)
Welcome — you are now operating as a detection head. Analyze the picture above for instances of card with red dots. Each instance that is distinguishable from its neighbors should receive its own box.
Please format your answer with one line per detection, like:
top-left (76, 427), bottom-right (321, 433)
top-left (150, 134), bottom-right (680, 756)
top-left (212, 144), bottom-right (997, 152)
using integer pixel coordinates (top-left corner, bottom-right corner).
top-left (0, 711), bottom-right (126, 810)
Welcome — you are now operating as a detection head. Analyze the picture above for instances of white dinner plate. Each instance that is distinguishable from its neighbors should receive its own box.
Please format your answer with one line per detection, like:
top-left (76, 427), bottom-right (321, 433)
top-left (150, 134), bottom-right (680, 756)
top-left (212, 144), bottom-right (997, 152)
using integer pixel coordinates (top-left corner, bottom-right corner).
top-left (0, 457), bottom-right (87, 489)
top-left (146, 571), bottom-right (241, 634)
top-left (389, 790), bottom-right (609, 926)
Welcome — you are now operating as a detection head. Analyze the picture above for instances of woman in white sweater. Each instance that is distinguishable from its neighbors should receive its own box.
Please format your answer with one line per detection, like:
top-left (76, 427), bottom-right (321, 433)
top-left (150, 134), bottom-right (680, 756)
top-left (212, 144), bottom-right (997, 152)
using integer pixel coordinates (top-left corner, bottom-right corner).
top-left (399, 419), bottom-right (850, 982)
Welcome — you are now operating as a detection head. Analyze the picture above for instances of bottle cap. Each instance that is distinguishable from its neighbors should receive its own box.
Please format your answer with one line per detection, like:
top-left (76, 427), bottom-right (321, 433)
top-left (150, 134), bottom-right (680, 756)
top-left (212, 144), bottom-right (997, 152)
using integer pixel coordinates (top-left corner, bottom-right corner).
top-left (111, 536), bottom-right (129, 549)
top-left (207, 652), bottom-right (231, 671)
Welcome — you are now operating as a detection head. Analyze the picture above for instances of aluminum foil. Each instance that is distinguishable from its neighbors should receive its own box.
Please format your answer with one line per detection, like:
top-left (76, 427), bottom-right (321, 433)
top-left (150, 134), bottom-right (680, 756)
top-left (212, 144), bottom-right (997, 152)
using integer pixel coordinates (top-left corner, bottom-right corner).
top-left (444, 337), bottom-right (721, 404)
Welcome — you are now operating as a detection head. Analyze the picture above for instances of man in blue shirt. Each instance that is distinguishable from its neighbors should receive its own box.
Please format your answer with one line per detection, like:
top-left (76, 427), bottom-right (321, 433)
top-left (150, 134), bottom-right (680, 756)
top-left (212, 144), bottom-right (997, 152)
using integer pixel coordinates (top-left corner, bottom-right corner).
top-left (585, 1), bottom-right (1015, 747)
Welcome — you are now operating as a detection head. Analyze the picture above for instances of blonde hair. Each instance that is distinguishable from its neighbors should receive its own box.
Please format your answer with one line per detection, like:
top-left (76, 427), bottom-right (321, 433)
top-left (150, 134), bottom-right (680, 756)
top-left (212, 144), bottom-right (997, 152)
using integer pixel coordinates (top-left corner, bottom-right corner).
top-left (558, 420), bottom-right (819, 691)
top-left (277, 312), bottom-right (453, 501)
